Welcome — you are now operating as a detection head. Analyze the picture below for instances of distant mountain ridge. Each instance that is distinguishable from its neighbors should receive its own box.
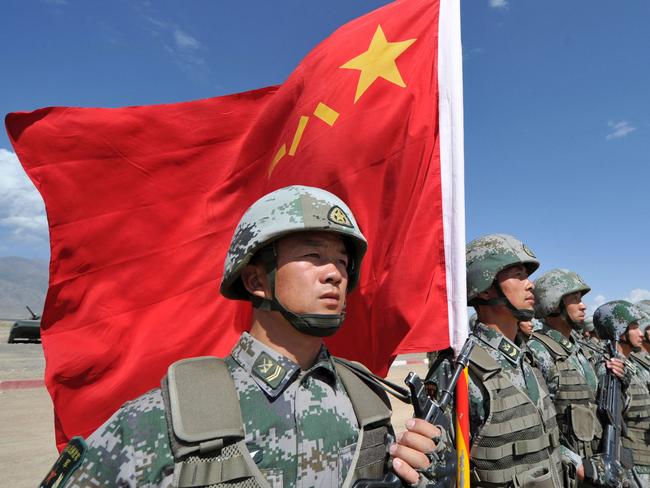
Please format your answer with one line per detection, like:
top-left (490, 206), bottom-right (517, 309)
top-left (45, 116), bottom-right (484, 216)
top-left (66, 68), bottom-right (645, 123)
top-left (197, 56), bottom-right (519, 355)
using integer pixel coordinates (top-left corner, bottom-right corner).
top-left (0, 257), bottom-right (48, 318)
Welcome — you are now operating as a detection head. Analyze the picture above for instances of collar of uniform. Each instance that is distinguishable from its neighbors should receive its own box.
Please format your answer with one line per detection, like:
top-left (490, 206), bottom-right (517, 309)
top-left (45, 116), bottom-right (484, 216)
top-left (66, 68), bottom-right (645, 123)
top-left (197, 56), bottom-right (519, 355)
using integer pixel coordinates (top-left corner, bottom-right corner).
top-left (230, 332), bottom-right (299, 398)
top-left (229, 332), bottom-right (337, 398)
top-left (474, 322), bottom-right (522, 365)
top-left (302, 346), bottom-right (338, 387)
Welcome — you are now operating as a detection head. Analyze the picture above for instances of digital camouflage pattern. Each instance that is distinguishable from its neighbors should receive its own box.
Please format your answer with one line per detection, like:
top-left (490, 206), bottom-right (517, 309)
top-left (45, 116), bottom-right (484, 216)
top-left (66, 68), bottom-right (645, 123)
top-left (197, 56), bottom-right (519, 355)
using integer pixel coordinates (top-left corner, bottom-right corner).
top-left (463, 323), bottom-right (570, 485)
top-left (465, 233), bottom-right (539, 303)
top-left (227, 333), bottom-right (359, 487)
top-left (532, 268), bottom-right (591, 319)
top-left (593, 300), bottom-right (644, 341)
top-left (467, 323), bottom-right (539, 428)
top-left (597, 354), bottom-right (650, 479)
top-left (527, 323), bottom-right (608, 476)
top-left (635, 301), bottom-right (650, 332)
top-left (59, 332), bottom-right (365, 488)
top-left (221, 185), bottom-right (368, 300)
top-left (528, 324), bottom-right (599, 397)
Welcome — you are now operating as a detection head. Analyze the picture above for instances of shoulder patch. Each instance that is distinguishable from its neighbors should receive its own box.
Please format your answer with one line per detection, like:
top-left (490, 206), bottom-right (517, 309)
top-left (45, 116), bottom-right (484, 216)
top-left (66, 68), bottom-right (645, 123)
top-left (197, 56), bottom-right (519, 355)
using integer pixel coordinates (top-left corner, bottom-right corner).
top-left (327, 206), bottom-right (353, 228)
top-left (39, 437), bottom-right (87, 488)
top-left (498, 338), bottom-right (521, 362)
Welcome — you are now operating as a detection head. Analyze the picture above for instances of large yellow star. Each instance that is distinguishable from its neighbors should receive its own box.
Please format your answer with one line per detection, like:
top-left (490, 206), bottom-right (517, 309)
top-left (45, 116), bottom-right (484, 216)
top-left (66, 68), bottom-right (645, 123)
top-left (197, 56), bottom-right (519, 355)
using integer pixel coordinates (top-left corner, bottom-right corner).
top-left (340, 25), bottom-right (416, 103)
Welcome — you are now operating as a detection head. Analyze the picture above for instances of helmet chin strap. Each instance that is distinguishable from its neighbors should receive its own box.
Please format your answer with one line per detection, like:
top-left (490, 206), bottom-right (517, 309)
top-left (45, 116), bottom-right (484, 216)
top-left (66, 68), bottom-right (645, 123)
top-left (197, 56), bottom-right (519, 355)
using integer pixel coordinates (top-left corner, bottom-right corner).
top-left (251, 245), bottom-right (345, 337)
top-left (474, 283), bottom-right (534, 322)
top-left (558, 302), bottom-right (583, 331)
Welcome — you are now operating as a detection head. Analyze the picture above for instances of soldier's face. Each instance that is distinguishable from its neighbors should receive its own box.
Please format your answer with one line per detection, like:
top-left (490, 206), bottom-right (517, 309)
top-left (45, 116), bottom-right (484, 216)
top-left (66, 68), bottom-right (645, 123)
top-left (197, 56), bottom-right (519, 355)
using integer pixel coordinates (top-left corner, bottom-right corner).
top-left (274, 232), bottom-right (349, 315)
top-left (497, 264), bottom-right (535, 310)
top-left (563, 292), bottom-right (586, 323)
top-left (518, 320), bottom-right (534, 337)
top-left (626, 323), bottom-right (643, 348)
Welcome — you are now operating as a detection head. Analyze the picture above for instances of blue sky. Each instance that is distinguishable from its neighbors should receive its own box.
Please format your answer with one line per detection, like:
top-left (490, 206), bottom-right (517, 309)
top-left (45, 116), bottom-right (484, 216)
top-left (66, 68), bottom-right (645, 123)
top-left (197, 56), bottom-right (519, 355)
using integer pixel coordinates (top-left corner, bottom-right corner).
top-left (1, 0), bottom-right (648, 312)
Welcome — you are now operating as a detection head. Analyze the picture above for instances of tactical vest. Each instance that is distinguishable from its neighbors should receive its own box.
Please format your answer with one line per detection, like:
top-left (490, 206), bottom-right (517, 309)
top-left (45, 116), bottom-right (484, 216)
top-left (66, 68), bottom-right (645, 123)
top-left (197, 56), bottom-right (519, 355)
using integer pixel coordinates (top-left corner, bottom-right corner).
top-left (622, 353), bottom-right (650, 466)
top-left (468, 345), bottom-right (564, 488)
top-left (531, 332), bottom-right (601, 458)
top-left (160, 356), bottom-right (393, 488)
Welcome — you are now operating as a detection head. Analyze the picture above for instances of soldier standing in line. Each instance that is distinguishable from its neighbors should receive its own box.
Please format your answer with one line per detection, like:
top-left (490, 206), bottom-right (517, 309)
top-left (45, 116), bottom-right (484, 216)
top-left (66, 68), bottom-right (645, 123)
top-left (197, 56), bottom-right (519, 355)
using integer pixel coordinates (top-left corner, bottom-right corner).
top-left (458, 234), bottom-right (572, 486)
top-left (40, 186), bottom-right (451, 488)
top-left (527, 269), bottom-right (627, 487)
top-left (593, 300), bottom-right (650, 486)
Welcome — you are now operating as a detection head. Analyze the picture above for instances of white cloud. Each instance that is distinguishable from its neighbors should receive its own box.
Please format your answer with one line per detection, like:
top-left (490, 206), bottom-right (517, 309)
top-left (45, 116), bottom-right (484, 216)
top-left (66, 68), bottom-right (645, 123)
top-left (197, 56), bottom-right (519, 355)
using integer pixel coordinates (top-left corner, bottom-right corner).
top-left (0, 149), bottom-right (48, 245)
top-left (626, 289), bottom-right (650, 303)
top-left (489, 0), bottom-right (508, 8)
top-left (606, 120), bottom-right (636, 140)
top-left (142, 16), bottom-right (206, 73)
top-left (174, 29), bottom-right (201, 51)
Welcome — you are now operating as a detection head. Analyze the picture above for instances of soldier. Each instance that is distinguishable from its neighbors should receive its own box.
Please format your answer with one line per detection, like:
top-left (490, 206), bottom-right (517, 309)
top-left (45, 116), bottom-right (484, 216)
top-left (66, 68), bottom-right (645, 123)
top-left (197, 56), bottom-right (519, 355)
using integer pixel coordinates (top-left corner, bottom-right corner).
top-left (460, 234), bottom-right (569, 486)
top-left (41, 186), bottom-right (450, 488)
top-left (527, 269), bottom-right (626, 486)
top-left (593, 300), bottom-right (650, 486)
top-left (517, 320), bottom-right (534, 340)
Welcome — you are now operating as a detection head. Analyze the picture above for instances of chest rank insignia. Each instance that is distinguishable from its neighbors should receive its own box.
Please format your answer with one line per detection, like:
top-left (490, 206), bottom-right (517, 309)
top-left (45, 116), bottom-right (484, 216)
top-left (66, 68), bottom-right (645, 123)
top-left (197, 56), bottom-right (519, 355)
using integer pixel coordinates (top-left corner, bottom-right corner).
top-left (498, 338), bottom-right (521, 362)
top-left (40, 436), bottom-right (87, 488)
top-left (253, 351), bottom-right (287, 389)
top-left (328, 206), bottom-right (353, 228)
top-left (560, 337), bottom-right (573, 352)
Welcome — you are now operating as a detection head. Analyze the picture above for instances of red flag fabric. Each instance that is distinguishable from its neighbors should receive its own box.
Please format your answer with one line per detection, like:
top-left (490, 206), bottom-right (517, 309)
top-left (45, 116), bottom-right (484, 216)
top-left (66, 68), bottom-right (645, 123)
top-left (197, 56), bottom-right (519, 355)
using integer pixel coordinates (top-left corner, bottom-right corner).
top-left (6, 0), bottom-right (467, 450)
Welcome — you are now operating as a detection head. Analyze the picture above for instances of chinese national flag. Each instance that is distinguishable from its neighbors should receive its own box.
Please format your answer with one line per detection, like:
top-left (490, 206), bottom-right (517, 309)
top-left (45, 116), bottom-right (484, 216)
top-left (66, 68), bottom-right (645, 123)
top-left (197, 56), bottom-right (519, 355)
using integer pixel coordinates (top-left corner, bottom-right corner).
top-left (6, 0), bottom-right (466, 451)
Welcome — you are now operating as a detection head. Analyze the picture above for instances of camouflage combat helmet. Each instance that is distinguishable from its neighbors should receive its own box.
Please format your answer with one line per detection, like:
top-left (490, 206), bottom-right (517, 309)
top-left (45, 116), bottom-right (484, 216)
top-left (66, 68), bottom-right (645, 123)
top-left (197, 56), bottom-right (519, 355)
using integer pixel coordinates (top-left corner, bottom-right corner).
top-left (593, 300), bottom-right (643, 341)
top-left (221, 185), bottom-right (367, 337)
top-left (533, 269), bottom-right (590, 328)
top-left (466, 233), bottom-right (539, 321)
top-left (635, 301), bottom-right (650, 337)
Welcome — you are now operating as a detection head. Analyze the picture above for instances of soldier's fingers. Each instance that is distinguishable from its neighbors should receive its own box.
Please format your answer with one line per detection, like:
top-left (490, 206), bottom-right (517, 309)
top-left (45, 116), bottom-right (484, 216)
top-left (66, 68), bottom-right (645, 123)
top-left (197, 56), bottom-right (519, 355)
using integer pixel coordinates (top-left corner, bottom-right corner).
top-left (397, 430), bottom-right (436, 454)
top-left (405, 418), bottom-right (441, 441)
top-left (392, 443), bottom-right (430, 469)
top-left (391, 457), bottom-right (420, 486)
top-left (605, 360), bottom-right (625, 378)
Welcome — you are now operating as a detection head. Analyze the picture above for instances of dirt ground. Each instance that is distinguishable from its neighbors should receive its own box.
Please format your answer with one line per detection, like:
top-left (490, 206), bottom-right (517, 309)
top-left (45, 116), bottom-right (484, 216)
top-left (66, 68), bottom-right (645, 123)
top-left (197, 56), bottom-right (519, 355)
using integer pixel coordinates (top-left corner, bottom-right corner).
top-left (0, 321), bottom-right (428, 487)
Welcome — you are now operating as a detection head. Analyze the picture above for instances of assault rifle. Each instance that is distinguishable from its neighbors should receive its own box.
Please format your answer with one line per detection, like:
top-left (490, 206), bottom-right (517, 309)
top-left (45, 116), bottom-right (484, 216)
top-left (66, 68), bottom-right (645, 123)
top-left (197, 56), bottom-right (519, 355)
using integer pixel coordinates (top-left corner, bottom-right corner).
top-left (595, 339), bottom-right (628, 486)
top-left (353, 337), bottom-right (475, 488)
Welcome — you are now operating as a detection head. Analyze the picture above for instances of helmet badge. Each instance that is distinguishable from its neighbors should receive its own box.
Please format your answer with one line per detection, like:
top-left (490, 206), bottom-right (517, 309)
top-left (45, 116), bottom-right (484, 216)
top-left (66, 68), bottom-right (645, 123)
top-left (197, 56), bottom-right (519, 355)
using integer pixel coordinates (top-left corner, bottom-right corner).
top-left (328, 206), bottom-right (353, 228)
top-left (522, 244), bottom-right (536, 258)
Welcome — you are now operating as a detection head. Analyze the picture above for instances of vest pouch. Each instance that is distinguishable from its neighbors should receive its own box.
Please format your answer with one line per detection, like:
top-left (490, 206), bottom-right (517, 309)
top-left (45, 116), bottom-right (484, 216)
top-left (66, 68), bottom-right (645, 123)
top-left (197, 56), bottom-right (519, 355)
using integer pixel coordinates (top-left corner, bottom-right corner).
top-left (515, 465), bottom-right (554, 488)
top-left (569, 404), bottom-right (597, 442)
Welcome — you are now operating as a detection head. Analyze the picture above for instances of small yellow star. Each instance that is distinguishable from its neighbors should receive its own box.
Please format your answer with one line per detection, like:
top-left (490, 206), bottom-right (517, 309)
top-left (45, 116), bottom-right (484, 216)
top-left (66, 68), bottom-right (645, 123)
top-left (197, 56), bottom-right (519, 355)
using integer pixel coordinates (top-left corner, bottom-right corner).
top-left (340, 25), bottom-right (416, 103)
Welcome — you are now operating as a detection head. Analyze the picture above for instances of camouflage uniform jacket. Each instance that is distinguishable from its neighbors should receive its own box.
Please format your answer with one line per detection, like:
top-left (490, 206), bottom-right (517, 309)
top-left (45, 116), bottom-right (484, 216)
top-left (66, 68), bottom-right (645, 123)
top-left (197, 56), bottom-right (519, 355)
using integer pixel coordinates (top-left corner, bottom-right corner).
top-left (59, 332), bottom-right (372, 488)
top-left (528, 326), bottom-right (599, 401)
top-left (528, 325), bottom-right (605, 465)
top-left (465, 323), bottom-right (572, 485)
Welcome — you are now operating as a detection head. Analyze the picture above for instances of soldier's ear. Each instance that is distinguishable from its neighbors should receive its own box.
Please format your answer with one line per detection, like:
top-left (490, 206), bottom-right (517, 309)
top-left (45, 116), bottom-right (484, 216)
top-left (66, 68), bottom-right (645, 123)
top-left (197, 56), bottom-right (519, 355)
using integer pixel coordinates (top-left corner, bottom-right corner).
top-left (241, 264), bottom-right (269, 299)
top-left (478, 289), bottom-right (493, 300)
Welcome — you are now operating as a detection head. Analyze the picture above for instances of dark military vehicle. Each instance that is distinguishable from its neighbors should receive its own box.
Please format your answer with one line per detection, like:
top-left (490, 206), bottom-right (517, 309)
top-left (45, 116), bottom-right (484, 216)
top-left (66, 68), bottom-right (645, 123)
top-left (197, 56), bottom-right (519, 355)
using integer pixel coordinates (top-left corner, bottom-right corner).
top-left (6, 306), bottom-right (41, 343)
